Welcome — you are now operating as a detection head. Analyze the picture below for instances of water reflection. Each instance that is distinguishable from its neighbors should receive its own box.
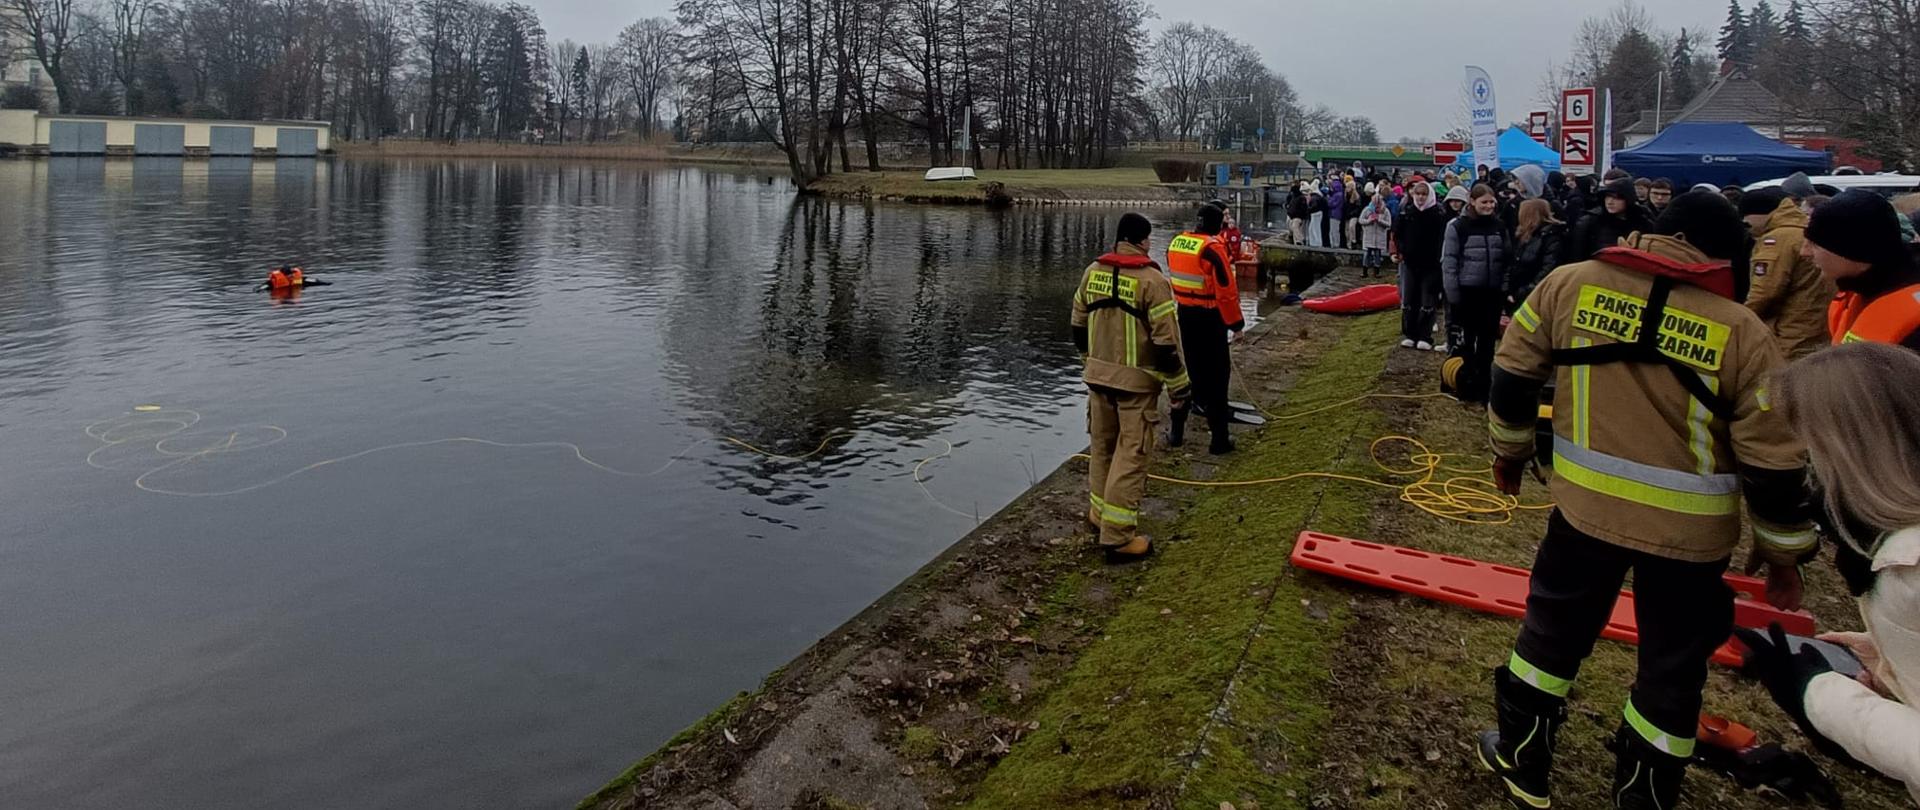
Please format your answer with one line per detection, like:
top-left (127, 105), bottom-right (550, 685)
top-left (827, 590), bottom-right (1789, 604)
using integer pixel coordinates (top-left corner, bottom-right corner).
top-left (0, 158), bottom-right (1202, 809)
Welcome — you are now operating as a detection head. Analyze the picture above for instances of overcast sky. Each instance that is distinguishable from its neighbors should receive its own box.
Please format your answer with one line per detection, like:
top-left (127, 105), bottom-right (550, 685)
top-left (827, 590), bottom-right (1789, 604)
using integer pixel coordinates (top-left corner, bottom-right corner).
top-left (523, 0), bottom-right (1729, 141)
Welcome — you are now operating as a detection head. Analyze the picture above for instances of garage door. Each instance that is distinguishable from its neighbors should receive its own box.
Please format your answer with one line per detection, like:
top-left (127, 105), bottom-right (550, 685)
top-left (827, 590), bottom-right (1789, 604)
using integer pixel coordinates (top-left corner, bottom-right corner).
top-left (275, 128), bottom-right (318, 157)
top-left (134, 123), bottom-right (186, 156)
top-left (209, 126), bottom-right (254, 156)
top-left (48, 121), bottom-right (107, 155)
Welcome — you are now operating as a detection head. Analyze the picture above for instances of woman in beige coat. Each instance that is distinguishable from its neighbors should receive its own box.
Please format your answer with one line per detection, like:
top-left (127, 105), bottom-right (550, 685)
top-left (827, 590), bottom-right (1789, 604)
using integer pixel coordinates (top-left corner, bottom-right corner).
top-left (1762, 342), bottom-right (1920, 804)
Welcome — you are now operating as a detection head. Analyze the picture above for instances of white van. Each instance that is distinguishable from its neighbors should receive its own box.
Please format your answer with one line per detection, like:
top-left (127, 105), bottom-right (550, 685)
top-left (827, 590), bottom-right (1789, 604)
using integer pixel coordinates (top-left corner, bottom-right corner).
top-left (1744, 174), bottom-right (1920, 198)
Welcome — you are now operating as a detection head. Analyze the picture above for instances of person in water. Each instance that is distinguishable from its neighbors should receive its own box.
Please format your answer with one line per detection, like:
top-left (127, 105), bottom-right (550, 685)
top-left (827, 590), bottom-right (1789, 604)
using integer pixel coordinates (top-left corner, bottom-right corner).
top-left (264, 266), bottom-right (329, 290)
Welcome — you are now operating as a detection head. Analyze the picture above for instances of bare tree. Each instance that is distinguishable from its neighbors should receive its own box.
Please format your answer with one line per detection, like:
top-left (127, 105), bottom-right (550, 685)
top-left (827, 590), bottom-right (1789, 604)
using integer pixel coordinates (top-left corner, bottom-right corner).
top-left (615, 17), bottom-right (674, 137)
top-left (2, 0), bottom-right (79, 112)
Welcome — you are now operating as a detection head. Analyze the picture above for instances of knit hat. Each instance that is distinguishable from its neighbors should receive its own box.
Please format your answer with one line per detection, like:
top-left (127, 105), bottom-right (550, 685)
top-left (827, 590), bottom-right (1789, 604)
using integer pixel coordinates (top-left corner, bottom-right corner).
top-left (1738, 186), bottom-right (1791, 217)
top-left (1805, 190), bottom-right (1909, 266)
top-left (1444, 185), bottom-right (1472, 206)
top-left (1651, 190), bottom-right (1747, 262)
top-left (1780, 171), bottom-right (1817, 201)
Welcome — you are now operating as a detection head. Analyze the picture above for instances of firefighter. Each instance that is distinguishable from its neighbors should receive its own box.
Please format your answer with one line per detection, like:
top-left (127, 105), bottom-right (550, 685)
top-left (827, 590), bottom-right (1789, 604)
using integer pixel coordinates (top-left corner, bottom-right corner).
top-left (1739, 187), bottom-right (1835, 359)
top-left (1479, 191), bottom-right (1817, 809)
top-left (1802, 190), bottom-right (1920, 351)
top-left (1165, 203), bottom-right (1244, 455)
top-left (1072, 212), bottom-right (1190, 561)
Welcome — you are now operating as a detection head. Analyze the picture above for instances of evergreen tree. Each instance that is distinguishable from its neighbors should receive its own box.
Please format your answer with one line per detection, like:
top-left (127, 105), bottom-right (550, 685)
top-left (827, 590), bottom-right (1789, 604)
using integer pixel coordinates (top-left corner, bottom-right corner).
top-left (1670, 29), bottom-right (1701, 108)
top-left (1749, 0), bottom-right (1780, 53)
top-left (569, 46), bottom-right (590, 122)
top-left (1783, 0), bottom-right (1812, 49)
top-left (1718, 0), bottom-right (1751, 63)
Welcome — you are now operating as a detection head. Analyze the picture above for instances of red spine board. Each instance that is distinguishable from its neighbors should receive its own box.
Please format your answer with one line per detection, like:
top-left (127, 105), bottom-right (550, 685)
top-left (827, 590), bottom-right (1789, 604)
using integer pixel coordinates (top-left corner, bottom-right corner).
top-left (1289, 532), bottom-right (1815, 667)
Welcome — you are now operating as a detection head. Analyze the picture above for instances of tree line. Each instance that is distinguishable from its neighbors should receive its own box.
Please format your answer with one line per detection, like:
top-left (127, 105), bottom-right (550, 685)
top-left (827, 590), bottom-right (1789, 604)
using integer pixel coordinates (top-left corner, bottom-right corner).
top-left (1536, 0), bottom-right (1917, 167)
top-left (1, 0), bottom-right (1377, 183)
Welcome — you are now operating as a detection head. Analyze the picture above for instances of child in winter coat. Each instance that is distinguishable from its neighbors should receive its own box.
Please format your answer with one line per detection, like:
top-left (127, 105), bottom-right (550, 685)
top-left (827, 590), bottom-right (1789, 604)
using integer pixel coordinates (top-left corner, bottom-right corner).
top-left (1359, 193), bottom-right (1393, 276)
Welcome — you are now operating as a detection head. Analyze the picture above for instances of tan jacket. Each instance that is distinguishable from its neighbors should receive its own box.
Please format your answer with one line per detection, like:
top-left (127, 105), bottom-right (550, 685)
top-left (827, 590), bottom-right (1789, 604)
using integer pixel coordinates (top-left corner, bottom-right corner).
top-left (1492, 235), bottom-right (1814, 563)
top-left (1806, 527), bottom-right (1920, 804)
top-left (1071, 243), bottom-right (1189, 396)
top-left (1746, 199), bottom-right (1835, 359)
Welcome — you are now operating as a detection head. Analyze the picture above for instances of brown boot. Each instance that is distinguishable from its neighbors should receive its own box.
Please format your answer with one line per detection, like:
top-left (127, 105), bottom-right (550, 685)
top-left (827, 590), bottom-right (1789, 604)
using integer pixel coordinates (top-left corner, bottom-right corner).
top-left (1104, 534), bottom-right (1153, 563)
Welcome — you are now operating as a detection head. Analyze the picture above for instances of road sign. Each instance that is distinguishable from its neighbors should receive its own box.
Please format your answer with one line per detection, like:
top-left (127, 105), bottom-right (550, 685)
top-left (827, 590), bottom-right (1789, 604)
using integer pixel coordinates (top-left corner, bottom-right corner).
top-left (1527, 111), bottom-right (1551, 144)
top-left (1432, 141), bottom-right (1465, 166)
top-left (1391, 145), bottom-right (1406, 157)
top-left (1561, 126), bottom-right (1595, 174)
top-left (1562, 88), bottom-right (1595, 126)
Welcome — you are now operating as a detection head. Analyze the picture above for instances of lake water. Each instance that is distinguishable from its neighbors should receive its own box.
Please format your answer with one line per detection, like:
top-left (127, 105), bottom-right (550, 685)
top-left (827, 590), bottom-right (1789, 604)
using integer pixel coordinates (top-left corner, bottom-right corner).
top-left (0, 158), bottom-right (1251, 808)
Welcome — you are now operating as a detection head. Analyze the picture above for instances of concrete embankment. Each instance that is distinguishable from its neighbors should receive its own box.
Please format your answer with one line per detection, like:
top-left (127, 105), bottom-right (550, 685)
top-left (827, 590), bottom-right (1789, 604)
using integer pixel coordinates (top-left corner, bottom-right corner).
top-left (580, 267), bottom-right (1905, 810)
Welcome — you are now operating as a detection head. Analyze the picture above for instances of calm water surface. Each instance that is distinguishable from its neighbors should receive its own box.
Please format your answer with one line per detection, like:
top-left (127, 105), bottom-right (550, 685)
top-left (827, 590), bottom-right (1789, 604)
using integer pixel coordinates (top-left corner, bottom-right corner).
top-left (0, 158), bottom-right (1255, 808)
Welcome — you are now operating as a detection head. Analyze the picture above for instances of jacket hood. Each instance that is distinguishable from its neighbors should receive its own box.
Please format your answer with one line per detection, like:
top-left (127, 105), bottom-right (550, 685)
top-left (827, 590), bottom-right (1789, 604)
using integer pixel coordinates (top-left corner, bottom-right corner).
top-left (1444, 185), bottom-right (1472, 206)
top-left (1098, 242), bottom-right (1158, 269)
top-left (1409, 181), bottom-right (1439, 211)
top-left (1512, 165), bottom-right (1547, 199)
top-left (1599, 177), bottom-right (1636, 201)
top-left (1763, 197), bottom-right (1809, 233)
top-left (1599, 233), bottom-right (1737, 299)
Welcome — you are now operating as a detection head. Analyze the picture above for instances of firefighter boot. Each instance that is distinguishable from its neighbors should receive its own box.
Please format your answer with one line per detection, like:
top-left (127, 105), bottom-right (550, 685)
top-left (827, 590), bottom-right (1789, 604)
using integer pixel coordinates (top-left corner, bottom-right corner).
top-left (1609, 722), bottom-right (1688, 809)
top-left (1478, 666), bottom-right (1567, 809)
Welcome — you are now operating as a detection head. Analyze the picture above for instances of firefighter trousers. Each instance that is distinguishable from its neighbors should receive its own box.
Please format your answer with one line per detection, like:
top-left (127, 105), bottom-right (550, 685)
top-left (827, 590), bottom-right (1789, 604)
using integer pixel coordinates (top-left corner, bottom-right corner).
top-left (1087, 384), bottom-right (1159, 548)
top-left (1174, 306), bottom-right (1232, 439)
top-left (1508, 511), bottom-right (1734, 754)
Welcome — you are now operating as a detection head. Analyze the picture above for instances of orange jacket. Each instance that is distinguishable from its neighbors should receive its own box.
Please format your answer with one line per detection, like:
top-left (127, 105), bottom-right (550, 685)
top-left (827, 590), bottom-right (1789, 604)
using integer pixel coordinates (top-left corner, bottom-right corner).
top-left (1165, 231), bottom-right (1243, 329)
top-left (1830, 284), bottom-right (1920, 348)
top-left (268, 268), bottom-right (304, 289)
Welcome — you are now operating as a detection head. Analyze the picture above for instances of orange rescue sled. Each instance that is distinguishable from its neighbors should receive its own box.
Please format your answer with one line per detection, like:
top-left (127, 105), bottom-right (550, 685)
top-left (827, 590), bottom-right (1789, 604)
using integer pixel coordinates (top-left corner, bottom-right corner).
top-left (1289, 532), bottom-right (1815, 667)
top-left (1300, 283), bottom-right (1401, 314)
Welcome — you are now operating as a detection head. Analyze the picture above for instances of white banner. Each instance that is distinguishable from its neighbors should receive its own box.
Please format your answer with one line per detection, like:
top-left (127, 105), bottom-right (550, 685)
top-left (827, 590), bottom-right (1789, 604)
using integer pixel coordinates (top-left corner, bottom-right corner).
top-left (1601, 88), bottom-right (1614, 174)
top-left (1466, 66), bottom-right (1498, 172)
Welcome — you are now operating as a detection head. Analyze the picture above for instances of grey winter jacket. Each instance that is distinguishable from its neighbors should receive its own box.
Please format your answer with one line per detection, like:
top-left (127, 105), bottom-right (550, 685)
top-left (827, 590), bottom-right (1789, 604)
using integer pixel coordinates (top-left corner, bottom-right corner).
top-left (1441, 212), bottom-right (1511, 302)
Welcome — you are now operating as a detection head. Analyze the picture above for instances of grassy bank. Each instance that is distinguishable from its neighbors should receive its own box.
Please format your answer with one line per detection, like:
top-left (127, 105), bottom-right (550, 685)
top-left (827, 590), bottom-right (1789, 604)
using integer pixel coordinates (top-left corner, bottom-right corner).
top-left (333, 139), bottom-right (799, 167)
top-left (803, 168), bottom-right (1179, 205)
top-left (582, 266), bottom-right (1908, 809)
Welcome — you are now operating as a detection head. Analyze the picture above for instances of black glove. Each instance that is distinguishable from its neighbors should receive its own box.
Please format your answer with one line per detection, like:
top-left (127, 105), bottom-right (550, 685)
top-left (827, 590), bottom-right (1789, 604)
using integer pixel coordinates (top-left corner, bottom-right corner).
top-left (1735, 623), bottom-right (1861, 768)
top-left (1696, 743), bottom-right (1844, 809)
top-left (1492, 456), bottom-right (1527, 496)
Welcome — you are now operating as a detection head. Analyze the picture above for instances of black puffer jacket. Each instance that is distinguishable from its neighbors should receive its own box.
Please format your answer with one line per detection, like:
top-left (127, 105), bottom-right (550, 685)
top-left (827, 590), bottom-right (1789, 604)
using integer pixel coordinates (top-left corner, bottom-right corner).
top-left (1509, 221), bottom-right (1568, 302)
top-left (1569, 178), bottom-right (1651, 261)
top-left (1394, 200), bottom-right (1452, 274)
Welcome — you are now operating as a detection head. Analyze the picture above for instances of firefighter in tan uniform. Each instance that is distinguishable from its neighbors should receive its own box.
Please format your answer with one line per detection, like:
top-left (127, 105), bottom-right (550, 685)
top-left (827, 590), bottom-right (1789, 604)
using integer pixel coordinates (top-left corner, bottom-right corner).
top-left (1477, 192), bottom-right (1818, 809)
top-left (1071, 213), bottom-right (1190, 560)
top-left (1739, 187), bottom-right (1835, 358)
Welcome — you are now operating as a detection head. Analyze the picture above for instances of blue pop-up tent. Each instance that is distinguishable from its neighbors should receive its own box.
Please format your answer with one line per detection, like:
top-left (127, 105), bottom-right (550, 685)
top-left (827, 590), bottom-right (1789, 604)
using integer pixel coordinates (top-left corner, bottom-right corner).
top-left (1613, 123), bottom-right (1829, 187)
top-left (1454, 126), bottom-right (1563, 172)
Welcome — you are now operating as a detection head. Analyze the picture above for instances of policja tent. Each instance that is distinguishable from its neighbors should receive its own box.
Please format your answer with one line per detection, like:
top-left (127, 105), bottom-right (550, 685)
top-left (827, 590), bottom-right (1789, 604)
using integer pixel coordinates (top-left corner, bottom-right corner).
top-left (1453, 126), bottom-right (1563, 173)
top-left (1613, 122), bottom-right (1829, 188)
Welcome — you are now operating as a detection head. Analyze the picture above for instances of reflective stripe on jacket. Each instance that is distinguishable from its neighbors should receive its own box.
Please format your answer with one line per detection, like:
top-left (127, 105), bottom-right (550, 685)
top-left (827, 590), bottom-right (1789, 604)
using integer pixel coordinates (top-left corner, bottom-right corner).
top-left (1071, 244), bottom-right (1188, 395)
top-left (1490, 235), bottom-right (1813, 563)
top-left (1165, 231), bottom-right (1244, 329)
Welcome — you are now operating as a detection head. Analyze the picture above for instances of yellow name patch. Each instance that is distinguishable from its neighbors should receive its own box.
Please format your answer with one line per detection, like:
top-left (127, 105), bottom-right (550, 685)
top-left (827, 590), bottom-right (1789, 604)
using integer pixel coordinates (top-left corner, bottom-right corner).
top-left (1571, 285), bottom-right (1730, 371)
top-left (1086, 272), bottom-right (1139, 303)
top-left (1168, 234), bottom-right (1206, 255)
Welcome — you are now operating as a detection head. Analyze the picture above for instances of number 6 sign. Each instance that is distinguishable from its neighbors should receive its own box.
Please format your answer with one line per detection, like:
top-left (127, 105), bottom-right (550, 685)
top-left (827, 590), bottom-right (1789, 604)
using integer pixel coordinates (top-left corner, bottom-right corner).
top-left (1562, 88), bottom-right (1595, 126)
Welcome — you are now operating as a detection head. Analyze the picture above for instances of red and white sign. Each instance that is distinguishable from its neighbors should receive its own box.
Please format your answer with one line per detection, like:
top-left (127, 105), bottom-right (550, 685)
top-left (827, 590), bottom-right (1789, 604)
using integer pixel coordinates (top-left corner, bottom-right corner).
top-left (1562, 88), bottom-right (1596, 126)
top-left (1431, 141), bottom-right (1465, 166)
top-left (1527, 111), bottom-right (1551, 144)
top-left (1561, 128), bottom-right (1596, 174)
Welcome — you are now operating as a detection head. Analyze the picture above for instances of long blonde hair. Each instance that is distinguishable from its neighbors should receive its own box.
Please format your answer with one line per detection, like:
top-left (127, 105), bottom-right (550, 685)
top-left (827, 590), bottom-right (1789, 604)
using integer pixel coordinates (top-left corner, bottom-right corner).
top-left (1515, 198), bottom-right (1562, 244)
top-left (1777, 343), bottom-right (1920, 553)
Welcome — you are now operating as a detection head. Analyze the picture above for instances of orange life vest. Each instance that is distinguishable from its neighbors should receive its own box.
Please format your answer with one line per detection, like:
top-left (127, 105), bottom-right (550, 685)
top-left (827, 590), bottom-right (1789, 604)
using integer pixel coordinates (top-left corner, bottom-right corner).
top-left (1165, 231), bottom-right (1243, 327)
top-left (268, 268), bottom-right (304, 289)
top-left (1829, 284), bottom-right (1920, 345)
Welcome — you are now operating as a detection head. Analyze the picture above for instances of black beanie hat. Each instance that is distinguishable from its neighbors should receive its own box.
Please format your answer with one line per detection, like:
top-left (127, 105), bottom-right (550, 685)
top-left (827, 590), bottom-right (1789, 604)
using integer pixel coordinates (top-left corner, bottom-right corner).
top-left (1805, 190), bottom-right (1907, 266)
top-left (1652, 190), bottom-right (1747, 261)
top-left (1196, 204), bottom-right (1225, 233)
top-left (1738, 186), bottom-right (1791, 218)
top-left (1116, 212), bottom-right (1152, 245)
